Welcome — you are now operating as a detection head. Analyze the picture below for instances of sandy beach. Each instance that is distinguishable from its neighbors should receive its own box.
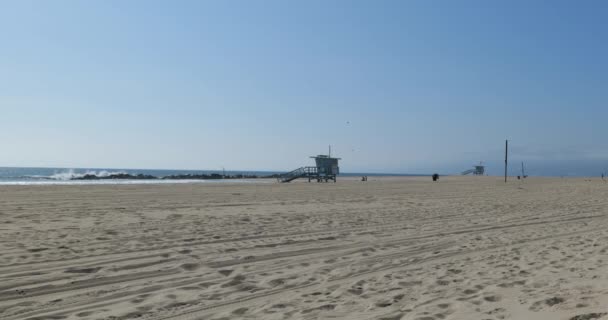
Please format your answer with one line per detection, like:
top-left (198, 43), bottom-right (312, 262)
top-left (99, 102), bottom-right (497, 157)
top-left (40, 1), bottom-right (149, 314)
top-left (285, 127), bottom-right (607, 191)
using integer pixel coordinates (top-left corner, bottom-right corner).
top-left (2, 176), bottom-right (608, 320)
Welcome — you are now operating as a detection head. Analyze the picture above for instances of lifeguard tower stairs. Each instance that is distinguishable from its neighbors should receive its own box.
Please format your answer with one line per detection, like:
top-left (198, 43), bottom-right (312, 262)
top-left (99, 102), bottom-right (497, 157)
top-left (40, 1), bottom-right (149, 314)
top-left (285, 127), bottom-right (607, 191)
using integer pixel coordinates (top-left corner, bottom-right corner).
top-left (279, 154), bottom-right (341, 183)
top-left (462, 163), bottom-right (485, 175)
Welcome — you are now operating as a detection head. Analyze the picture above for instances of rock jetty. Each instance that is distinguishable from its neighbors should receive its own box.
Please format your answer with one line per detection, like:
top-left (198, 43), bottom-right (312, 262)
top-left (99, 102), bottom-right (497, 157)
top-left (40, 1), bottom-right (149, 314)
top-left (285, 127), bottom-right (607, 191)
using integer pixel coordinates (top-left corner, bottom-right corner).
top-left (71, 173), bottom-right (268, 180)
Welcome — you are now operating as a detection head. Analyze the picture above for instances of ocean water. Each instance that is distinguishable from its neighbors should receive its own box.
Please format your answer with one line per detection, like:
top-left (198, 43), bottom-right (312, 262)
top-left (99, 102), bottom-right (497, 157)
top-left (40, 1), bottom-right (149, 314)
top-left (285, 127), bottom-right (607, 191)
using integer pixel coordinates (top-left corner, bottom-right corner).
top-left (0, 167), bottom-right (280, 185)
top-left (0, 167), bottom-right (428, 185)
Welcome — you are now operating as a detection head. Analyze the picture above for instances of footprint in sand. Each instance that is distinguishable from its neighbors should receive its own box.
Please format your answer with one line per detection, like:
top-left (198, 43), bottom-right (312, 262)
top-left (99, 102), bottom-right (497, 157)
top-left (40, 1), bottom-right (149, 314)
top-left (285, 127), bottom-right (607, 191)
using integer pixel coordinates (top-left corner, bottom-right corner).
top-left (393, 294), bottom-right (405, 302)
top-left (180, 263), bottom-right (200, 271)
top-left (463, 288), bottom-right (478, 295)
top-left (76, 311), bottom-right (95, 317)
top-left (130, 294), bottom-right (151, 304)
top-left (569, 313), bottom-right (607, 320)
top-left (221, 275), bottom-right (246, 288)
top-left (218, 269), bottom-right (233, 276)
top-left (302, 304), bottom-right (336, 313)
top-left (232, 307), bottom-right (248, 315)
top-left (529, 296), bottom-right (565, 311)
top-left (483, 295), bottom-right (501, 302)
top-left (375, 301), bottom-right (393, 308)
top-left (64, 267), bottom-right (102, 274)
top-left (268, 278), bottom-right (286, 287)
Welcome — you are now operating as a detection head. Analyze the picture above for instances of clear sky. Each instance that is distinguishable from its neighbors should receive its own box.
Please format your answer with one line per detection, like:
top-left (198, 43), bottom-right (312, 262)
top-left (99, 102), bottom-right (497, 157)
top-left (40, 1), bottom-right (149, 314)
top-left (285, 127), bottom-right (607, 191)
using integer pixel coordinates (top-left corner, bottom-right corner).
top-left (1, 0), bottom-right (607, 175)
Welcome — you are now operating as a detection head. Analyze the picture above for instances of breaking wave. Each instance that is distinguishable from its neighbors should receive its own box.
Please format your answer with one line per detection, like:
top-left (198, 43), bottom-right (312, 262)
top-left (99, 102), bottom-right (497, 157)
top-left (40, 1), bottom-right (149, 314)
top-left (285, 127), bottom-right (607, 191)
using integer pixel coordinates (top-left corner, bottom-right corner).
top-left (0, 167), bottom-right (278, 185)
top-left (29, 169), bottom-right (128, 181)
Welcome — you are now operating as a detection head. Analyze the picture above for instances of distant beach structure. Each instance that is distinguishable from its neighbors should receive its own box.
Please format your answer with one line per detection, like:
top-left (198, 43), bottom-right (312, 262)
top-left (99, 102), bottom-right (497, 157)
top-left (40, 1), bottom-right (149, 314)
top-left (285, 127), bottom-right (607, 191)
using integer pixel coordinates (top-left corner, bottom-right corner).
top-left (462, 162), bottom-right (485, 176)
top-left (278, 151), bottom-right (340, 183)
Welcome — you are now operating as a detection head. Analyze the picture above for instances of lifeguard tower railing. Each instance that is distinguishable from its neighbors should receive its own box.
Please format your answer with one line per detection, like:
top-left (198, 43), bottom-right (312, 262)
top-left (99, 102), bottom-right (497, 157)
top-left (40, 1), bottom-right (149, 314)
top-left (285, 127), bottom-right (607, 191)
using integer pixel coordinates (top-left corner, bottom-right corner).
top-left (277, 166), bottom-right (318, 183)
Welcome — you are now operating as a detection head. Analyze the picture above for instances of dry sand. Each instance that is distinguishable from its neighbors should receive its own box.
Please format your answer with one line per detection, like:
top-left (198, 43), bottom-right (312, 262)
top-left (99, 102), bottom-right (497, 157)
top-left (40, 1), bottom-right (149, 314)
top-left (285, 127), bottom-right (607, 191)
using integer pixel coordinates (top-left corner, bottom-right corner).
top-left (2, 176), bottom-right (608, 320)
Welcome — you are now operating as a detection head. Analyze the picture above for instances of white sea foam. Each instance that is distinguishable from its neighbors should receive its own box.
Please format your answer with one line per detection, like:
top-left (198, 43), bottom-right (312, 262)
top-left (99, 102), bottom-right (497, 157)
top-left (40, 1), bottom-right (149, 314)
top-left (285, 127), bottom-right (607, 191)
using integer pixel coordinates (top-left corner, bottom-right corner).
top-left (0, 168), bottom-right (277, 185)
top-left (47, 169), bottom-right (128, 181)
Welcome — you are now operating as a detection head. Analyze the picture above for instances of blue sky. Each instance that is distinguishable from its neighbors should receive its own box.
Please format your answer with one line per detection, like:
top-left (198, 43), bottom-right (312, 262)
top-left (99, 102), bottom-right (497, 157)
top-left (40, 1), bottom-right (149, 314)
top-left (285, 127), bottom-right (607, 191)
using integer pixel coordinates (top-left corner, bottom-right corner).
top-left (1, 1), bottom-right (608, 175)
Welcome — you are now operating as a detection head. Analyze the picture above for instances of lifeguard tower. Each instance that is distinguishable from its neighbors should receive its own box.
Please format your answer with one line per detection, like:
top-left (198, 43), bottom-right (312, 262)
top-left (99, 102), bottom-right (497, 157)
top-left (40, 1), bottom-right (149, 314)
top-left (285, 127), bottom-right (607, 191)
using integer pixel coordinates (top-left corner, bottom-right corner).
top-left (462, 162), bottom-right (485, 175)
top-left (278, 151), bottom-right (341, 183)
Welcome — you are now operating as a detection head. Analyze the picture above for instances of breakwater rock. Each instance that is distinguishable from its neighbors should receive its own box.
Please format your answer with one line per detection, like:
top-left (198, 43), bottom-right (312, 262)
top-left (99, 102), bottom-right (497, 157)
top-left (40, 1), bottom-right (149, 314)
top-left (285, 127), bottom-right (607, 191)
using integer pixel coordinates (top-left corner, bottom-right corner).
top-left (71, 173), bottom-right (269, 180)
top-left (73, 173), bottom-right (157, 180)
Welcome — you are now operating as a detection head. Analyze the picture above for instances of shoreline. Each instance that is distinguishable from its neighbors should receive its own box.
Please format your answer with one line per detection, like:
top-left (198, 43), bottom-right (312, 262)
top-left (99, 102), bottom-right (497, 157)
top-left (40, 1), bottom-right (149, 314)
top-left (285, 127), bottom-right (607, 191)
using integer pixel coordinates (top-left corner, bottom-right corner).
top-left (0, 174), bottom-right (603, 187)
top-left (0, 178), bottom-right (277, 186)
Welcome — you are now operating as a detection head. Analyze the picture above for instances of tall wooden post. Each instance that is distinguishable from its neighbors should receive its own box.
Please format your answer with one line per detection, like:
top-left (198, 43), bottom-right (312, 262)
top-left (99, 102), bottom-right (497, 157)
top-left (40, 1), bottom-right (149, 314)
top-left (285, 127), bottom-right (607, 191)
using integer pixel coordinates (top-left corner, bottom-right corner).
top-left (504, 140), bottom-right (508, 183)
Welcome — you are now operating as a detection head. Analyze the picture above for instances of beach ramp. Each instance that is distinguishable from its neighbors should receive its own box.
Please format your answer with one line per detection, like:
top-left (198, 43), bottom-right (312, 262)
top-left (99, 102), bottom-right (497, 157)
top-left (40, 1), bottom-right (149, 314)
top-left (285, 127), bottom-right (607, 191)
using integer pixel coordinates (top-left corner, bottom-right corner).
top-left (462, 163), bottom-right (485, 175)
top-left (278, 167), bottom-right (317, 183)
